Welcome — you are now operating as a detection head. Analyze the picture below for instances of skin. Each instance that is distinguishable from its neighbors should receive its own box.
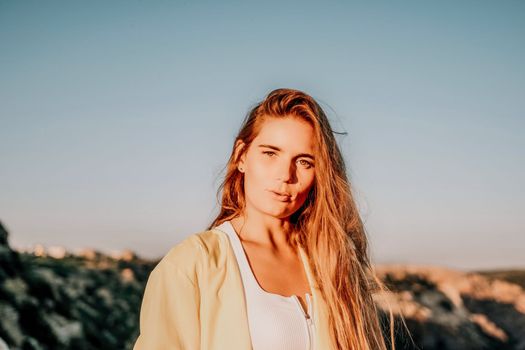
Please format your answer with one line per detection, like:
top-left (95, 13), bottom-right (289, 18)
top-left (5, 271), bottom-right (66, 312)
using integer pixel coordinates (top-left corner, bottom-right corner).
top-left (230, 116), bottom-right (316, 314)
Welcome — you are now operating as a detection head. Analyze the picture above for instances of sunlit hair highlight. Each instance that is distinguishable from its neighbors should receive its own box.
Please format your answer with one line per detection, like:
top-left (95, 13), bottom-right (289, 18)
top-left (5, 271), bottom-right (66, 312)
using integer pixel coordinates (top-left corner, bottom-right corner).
top-left (208, 88), bottom-right (403, 349)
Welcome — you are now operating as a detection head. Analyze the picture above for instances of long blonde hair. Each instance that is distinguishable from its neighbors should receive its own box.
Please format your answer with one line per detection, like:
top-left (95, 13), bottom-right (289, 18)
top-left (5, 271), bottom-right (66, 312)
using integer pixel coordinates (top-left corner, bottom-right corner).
top-left (208, 88), bottom-right (399, 349)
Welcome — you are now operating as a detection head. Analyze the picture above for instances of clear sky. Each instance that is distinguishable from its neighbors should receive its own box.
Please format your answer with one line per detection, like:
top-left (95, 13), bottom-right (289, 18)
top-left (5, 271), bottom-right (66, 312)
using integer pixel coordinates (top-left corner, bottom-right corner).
top-left (1, 0), bottom-right (523, 271)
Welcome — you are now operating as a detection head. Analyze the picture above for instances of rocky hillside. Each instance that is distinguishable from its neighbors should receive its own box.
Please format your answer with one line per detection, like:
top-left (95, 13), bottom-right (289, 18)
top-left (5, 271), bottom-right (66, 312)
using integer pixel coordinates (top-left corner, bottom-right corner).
top-left (374, 264), bottom-right (525, 349)
top-left (1, 221), bottom-right (524, 349)
top-left (0, 222), bottom-right (155, 350)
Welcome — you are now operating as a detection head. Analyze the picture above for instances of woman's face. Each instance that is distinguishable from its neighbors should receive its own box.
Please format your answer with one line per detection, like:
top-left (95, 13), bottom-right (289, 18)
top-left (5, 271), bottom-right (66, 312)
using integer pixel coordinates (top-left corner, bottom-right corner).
top-left (237, 116), bottom-right (316, 219)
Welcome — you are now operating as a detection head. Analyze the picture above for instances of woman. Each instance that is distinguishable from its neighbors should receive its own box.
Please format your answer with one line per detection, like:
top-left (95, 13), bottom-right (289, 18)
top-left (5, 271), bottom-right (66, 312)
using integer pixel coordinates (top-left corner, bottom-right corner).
top-left (133, 88), bottom-right (397, 350)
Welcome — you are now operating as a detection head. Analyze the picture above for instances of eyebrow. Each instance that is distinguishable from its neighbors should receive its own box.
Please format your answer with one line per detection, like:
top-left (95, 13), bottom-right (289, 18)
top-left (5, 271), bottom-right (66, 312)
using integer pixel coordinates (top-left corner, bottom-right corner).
top-left (257, 144), bottom-right (315, 160)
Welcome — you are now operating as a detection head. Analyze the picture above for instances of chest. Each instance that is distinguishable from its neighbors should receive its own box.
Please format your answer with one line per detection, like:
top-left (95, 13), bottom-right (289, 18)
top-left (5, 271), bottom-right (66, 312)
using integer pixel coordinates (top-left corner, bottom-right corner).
top-left (241, 241), bottom-right (312, 299)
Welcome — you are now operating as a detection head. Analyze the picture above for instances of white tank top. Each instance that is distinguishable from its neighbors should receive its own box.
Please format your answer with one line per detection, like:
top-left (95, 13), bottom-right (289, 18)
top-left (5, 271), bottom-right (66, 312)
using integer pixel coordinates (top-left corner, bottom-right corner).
top-left (215, 221), bottom-right (315, 350)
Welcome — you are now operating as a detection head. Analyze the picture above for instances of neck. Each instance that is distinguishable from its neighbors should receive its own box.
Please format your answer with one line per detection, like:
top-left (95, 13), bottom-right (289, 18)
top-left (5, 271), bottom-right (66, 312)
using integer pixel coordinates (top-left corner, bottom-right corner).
top-left (230, 210), bottom-right (297, 254)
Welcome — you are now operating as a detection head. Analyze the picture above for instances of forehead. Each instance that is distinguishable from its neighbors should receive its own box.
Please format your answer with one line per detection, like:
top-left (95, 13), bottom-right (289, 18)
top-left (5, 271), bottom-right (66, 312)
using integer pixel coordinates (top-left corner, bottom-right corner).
top-left (253, 117), bottom-right (315, 153)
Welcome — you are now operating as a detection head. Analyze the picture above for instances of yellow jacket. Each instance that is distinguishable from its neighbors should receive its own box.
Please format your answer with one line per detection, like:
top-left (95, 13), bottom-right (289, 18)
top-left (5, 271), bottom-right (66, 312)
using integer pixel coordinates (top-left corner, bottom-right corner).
top-left (133, 227), bottom-right (335, 350)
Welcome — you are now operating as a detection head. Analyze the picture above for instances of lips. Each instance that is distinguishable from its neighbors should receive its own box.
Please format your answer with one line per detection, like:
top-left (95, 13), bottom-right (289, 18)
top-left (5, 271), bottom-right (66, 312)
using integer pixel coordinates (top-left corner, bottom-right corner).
top-left (269, 190), bottom-right (292, 201)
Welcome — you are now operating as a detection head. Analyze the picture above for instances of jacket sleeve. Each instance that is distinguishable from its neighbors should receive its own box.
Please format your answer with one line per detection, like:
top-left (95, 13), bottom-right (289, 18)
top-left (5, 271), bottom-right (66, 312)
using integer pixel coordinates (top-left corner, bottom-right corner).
top-left (133, 243), bottom-right (201, 350)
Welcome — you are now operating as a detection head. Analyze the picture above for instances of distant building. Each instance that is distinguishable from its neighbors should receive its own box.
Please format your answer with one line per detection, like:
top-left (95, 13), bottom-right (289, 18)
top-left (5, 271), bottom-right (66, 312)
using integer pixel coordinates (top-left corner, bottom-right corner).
top-left (33, 244), bottom-right (47, 257)
top-left (47, 246), bottom-right (67, 259)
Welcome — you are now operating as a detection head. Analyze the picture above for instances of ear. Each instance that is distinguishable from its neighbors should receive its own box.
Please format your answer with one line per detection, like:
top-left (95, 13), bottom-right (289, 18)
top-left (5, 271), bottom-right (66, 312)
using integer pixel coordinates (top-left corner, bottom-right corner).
top-left (234, 139), bottom-right (247, 172)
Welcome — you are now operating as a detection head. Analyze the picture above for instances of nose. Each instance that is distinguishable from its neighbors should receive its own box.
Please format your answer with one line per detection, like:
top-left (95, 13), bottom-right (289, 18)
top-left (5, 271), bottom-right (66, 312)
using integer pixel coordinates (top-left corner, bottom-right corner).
top-left (276, 159), bottom-right (296, 183)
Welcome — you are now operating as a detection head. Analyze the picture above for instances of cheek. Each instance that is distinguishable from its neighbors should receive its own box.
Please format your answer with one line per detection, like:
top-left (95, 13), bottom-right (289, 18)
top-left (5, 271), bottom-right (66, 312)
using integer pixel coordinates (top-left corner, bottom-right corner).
top-left (300, 173), bottom-right (315, 192)
top-left (244, 161), bottom-right (270, 194)
top-left (247, 161), bottom-right (268, 184)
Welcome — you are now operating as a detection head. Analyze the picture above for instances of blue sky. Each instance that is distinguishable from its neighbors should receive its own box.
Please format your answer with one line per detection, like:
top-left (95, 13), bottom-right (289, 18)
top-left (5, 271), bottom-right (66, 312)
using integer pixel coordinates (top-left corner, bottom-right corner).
top-left (1, 0), bottom-right (523, 270)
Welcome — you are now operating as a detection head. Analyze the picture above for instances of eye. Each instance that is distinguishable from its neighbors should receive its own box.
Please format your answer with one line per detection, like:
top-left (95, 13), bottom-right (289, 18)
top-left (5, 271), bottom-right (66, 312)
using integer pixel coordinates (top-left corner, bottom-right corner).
top-left (298, 159), bottom-right (314, 169)
top-left (263, 151), bottom-right (276, 157)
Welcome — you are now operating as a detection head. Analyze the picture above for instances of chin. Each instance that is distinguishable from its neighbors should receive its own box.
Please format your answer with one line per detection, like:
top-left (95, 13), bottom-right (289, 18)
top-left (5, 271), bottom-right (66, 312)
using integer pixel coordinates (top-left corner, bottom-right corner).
top-left (263, 205), bottom-right (297, 219)
top-left (248, 196), bottom-right (297, 219)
